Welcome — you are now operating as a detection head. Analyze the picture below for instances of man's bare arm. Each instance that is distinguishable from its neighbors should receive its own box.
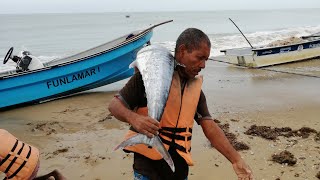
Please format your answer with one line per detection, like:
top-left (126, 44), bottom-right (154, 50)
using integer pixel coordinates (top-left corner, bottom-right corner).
top-left (200, 119), bottom-right (254, 179)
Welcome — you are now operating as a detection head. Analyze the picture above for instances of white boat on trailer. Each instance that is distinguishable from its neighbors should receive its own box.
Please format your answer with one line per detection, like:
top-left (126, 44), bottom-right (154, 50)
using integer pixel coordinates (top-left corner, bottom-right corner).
top-left (221, 34), bottom-right (320, 68)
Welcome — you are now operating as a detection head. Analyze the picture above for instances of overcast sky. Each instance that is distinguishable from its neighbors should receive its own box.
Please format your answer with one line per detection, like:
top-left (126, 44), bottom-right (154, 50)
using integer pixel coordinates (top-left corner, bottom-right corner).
top-left (1, 0), bottom-right (320, 14)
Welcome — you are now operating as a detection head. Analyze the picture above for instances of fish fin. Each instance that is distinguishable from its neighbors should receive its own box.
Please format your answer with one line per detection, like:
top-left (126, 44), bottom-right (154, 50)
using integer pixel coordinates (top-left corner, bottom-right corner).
top-left (153, 136), bottom-right (175, 172)
top-left (129, 60), bottom-right (137, 69)
top-left (114, 134), bottom-right (148, 151)
top-left (114, 135), bottom-right (175, 172)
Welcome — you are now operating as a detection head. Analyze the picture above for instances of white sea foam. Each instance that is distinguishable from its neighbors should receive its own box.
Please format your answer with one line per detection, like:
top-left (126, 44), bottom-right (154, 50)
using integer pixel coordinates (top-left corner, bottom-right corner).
top-left (208, 25), bottom-right (320, 56)
top-left (154, 25), bottom-right (320, 58)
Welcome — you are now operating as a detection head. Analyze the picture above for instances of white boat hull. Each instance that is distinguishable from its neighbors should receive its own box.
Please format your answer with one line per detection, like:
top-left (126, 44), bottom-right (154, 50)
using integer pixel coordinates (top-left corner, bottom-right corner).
top-left (222, 39), bottom-right (320, 68)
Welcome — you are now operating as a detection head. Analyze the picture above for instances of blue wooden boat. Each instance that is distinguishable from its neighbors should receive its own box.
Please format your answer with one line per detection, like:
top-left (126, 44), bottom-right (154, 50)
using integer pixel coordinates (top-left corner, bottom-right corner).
top-left (0, 20), bottom-right (172, 109)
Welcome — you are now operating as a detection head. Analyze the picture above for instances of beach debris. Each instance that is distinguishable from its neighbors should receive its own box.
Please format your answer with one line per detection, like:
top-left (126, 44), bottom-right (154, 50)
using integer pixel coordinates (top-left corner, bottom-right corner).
top-left (298, 156), bottom-right (306, 160)
top-left (31, 121), bottom-right (64, 135)
top-left (230, 118), bottom-right (239, 122)
top-left (244, 125), bottom-right (291, 140)
top-left (214, 119), bottom-right (221, 123)
top-left (58, 107), bottom-right (77, 113)
top-left (115, 45), bottom-right (175, 172)
top-left (98, 113), bottom-right (113, 122)
top-left (244, 125), bottom-right (318, 140)
top-left (284, 127), bottom-right (317, 139)
top-left (122, 154), bottom-right (131, 160)
top-left (315, 132), bottom-right (320, 142)
top-left (53, 147), bottom-right (69, 155)
top-left (54, 106), bottom-right (101, 113)
top-left (99, 156), bottom-right (106, 160)
top-left (316, 171), bottom-right (320, 179)
top-left (83, 153), bottom-right (91, 159)
top-left (271, 150), bottom-right (297, 166)
top-left (218, 123), bottom-right (250, 151)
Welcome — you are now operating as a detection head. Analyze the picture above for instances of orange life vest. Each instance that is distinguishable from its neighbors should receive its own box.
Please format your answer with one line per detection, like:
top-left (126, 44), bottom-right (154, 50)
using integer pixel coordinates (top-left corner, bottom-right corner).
top-left (123, 71), bottom-right (203, 166)
top-left (0, 129), bottom-right (40, 180)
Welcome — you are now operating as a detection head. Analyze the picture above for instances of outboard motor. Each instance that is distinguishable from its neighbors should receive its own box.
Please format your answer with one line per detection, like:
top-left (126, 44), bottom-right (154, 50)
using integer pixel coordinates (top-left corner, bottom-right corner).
top-left (3, 47), bottom-right (44, 72)
top-left (16, 50), bottom-right (33, 71)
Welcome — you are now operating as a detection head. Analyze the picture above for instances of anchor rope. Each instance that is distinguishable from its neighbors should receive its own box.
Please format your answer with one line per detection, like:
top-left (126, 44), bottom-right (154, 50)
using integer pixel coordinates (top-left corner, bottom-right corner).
top-left (208, 58), bottom-right (320, 79)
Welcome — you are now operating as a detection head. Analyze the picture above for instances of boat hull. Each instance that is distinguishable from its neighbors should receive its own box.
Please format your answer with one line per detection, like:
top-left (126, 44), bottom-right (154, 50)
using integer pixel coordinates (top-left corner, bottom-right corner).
top-left (0, 31), bottom-right (152, 109)
top-left (222, 39), bottom-right (320, 68)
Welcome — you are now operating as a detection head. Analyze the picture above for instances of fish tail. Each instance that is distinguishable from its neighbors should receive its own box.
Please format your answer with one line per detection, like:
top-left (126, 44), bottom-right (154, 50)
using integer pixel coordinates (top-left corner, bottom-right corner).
top-left (114, 134), bottom-right (147, 151)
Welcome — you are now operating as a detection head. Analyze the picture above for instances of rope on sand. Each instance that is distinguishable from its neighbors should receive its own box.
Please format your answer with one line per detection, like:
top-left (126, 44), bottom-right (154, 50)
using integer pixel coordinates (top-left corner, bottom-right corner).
top-left (208, 58), bottom-right (320, 79)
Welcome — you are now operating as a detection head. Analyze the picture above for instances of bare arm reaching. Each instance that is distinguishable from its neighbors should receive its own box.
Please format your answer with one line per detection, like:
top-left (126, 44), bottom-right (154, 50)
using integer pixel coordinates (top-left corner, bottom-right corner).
top-left (200, 119), bottom-right (254, 180)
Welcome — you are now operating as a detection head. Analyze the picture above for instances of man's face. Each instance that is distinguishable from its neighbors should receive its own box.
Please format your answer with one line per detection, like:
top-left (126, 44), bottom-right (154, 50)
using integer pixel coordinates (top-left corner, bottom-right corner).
top-left (177, 41), bottom-right (210, 79)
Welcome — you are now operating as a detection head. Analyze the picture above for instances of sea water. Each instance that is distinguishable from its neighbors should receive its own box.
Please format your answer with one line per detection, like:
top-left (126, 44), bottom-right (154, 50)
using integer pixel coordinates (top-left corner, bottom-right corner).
top-left (1, 9), bottom-right (320, 86)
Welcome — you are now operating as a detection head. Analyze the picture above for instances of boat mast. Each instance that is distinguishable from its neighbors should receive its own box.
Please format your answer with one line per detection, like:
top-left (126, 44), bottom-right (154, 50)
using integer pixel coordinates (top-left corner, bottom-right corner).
top-left (229, 18), bottom-right (254, 48)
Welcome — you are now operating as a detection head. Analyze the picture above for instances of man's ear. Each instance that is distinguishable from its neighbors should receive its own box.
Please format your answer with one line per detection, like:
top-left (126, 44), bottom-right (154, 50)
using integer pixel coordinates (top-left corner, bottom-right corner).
top-left (177, 44), bottom-right (187, 57)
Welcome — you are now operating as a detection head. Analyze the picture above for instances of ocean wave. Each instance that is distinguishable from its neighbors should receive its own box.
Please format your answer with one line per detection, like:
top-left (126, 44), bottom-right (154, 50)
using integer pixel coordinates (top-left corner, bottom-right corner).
top-left (208, 25), bottom-right (320, 56)
top-left (153, 25), bottom-right (320, 57)
top-left (2, 25), bottom-right (320, 73)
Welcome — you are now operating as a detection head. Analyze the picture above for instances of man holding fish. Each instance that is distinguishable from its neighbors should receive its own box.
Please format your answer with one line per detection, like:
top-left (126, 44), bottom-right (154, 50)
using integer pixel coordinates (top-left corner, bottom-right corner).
top-left (109, 28), bottom-right (253, 180)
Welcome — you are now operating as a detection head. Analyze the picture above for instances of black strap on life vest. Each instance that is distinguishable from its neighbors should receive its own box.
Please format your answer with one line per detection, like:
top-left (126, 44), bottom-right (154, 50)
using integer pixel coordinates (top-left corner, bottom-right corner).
top-left (4, 142), bottom-right (25, 174)
top-left (7, 146), bottom-right (32, 179)
top-left (159, 129), bottom-right (192, 141)
top-left (159, 127), bottom-right (192, 153)
top-left (0, 140), bottom-right (18, 167)
top-left (0, 139), bottom-right (33, 180)
top-left (159, 136), bottom-right (191, 153)
top-left (161, 127), bottom-right (192, 133)
top-left (162, 79), bottom-right (194, 153)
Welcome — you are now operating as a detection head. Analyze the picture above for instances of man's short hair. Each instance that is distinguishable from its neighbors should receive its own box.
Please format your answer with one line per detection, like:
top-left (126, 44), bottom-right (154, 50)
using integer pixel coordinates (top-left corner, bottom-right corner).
top-left (175, 28), bottom-right (211, 54)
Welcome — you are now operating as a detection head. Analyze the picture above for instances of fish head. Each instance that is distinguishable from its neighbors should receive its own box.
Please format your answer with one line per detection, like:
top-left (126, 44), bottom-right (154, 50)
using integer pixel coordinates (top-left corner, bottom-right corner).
top-left (175, 41), bottom-right (210, 79)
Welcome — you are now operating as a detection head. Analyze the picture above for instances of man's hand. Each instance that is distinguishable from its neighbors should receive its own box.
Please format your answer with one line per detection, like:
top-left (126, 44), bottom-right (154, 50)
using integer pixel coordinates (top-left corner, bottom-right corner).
top-left (232, 158), bottom-right (254, 180)
top-left (108, 98), bottom-right (160, 138)
top-left (130, 114), bottom-right (160, 138)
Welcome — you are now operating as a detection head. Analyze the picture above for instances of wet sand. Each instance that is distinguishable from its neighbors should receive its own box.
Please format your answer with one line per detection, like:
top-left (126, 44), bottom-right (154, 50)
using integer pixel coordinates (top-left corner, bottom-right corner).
top-left (0, 59), bottom-right (319, 180)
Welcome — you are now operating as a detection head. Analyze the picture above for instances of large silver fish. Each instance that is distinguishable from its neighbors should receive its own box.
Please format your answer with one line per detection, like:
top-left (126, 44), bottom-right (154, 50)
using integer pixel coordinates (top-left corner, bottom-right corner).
top-left (115, 44), bottom-right (175, 172)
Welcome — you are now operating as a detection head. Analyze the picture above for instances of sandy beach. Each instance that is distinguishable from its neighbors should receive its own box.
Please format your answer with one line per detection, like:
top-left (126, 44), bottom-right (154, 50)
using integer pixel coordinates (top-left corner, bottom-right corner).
top-left (0, 59), bottom-right (319, 180)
